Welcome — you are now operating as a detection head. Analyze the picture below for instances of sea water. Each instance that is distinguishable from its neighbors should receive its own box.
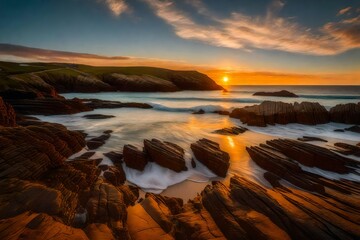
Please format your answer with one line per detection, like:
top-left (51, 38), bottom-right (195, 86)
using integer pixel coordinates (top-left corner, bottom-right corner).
top-left (35, 85), bottom-right (360, 199)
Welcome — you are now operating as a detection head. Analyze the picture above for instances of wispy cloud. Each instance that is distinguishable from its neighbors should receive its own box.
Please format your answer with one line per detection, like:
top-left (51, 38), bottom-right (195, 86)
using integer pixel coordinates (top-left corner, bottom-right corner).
top-left (0, 43), bottom-right (203, 70)
top-left (338, 6), bottom-right (351, 16)
top-left (101, 0), bottom-right (129, 16)
top-left (144, 0), bottom-right (360, 55)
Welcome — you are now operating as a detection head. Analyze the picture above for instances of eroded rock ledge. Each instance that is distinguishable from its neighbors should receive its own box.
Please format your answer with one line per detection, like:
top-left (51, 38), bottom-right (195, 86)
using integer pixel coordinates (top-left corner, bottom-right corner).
top-left (230, 101), bottom-right (360, 126)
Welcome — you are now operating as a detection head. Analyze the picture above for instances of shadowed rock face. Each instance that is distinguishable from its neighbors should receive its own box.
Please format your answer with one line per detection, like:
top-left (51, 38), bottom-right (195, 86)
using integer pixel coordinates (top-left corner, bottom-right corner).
top-left (191, 138), bottom-right (230, 177)
top-left (230, 101), bottom-right (329, 126)
top-left (253, 90), bottom-right (298, 97)
top-left (0, 97), bottom-right (16, 126)
top-left (123, 145), bottom-right (148, 171)
top-left (6, 98), bottom-right (92, 115)
top-left (329, 102), bottom-right (360, 124)
top-left (144, 139), bottom-right (187, 172)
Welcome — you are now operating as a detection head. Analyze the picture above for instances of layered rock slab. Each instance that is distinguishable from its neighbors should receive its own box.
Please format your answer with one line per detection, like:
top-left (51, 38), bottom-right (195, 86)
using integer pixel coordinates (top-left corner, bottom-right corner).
top-left (191, 138), bottom-right (230, 177)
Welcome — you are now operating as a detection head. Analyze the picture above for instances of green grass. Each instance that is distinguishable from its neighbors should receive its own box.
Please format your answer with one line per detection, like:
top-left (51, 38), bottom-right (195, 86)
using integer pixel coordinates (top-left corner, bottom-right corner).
top-left (0, 61), bottom-right (59, 75)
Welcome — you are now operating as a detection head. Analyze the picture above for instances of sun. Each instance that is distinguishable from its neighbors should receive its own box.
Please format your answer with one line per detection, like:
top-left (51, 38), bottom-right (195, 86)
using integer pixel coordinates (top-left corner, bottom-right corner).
top-left (223, 76), bottom-right (229, 83)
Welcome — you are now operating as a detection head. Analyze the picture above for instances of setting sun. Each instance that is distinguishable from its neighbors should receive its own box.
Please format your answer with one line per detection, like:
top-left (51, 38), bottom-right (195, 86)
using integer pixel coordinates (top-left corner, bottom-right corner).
top-left (223, 76), bottom-right (229, 83)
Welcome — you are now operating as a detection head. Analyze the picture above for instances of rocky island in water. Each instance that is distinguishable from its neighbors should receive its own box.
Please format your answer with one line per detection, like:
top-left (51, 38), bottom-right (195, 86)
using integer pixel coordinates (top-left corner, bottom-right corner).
top-left (0, 61), bottom-right (359, 240)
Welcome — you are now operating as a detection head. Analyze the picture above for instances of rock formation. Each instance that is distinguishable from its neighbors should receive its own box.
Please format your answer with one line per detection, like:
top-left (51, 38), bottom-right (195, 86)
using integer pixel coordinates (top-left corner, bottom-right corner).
top-left (0, 97), bottom-right (16, 127)
top-left (329, 102), bottom-right (360, 124)
top-left (230, 101), bottom-right (329, 126)
top-left (144, 139), bottom-right (187, 172)
top-left (253, 90), bottom-right (298, 97)
top-left (191, 138), bottom-right (230, 177)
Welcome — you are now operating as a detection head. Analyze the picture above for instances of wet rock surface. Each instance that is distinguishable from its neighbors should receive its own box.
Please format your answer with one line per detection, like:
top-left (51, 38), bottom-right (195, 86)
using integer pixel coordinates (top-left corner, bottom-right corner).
top-left (82, 114), bottom-right (115, 119)
top-left (191, 138), bottom-right (230, 177)
top-left (230, 101), bottom-right (329, 126)
top-left (81, 98), bottom-right (153, 109)
top-left (297, 136), bottom-right (328, 142)
top-left (123, 145), bottom-right (148, 171)
top-left (213, 126), bottom-right (248, 135)
top-left (144, 139), bottom-right (187, 172)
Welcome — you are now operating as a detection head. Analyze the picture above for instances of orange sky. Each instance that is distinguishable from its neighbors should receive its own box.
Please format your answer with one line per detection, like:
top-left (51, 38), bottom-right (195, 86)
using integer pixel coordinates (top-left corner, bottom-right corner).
top-left (205, 69), bottom-right (360, 85)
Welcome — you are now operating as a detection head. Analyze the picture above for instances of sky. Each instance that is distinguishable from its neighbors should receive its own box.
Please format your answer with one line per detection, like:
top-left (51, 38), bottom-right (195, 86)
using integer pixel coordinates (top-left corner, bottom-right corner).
top-left (0, 0), bottom-right (359, 85)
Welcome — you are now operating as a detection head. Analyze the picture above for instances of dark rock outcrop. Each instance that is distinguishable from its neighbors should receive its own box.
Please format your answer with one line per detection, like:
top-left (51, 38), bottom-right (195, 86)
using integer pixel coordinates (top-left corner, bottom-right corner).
top-left (0, 121), bottom-right (86, 180)
top-left (144, 139), bottom-right (187, 172)
top-left (253, 90), bottom-right (298, 97)
top-left (7, 98), bottom-right (92, 115)
top-left (192, 109), bottom-right (205, 114)
top-left (0, 212), bottom-right (89, 240)
top-left (330, 102), bottom-right (360, 124)
top-left (213, 126), bottom-right (248, 135)
top-left (191, 138), bottom-right (230, 177)
top-left (0, 97), bottom-right (16, 126)
top-left (82, 114), bottom-right (115, 119)
top-left (230, 101), bottom-right (329, 126)
top-left (81, 98), bottom-right (152, 109)
top-left (104, 151), bottom-right (123, 165)
top-left (297, 136), bottom-right (328, 142)
top-left (86, 132), bottom-right (112, 150)
top-left (345, 125), bottom-right (360, 133)
top-left (334, 142), bottom-right (360, 157)
top-left (123, 145), bottom-right (148, 171)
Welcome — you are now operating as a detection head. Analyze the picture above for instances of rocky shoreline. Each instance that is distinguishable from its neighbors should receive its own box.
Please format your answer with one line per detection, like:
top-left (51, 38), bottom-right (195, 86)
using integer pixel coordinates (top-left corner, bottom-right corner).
top-left (0, 91), bottom-right (360, 240)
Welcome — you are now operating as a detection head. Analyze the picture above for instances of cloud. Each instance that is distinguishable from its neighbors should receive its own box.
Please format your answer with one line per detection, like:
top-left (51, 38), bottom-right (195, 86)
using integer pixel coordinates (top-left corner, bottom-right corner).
top-left (338, 7), bottom-right (351, 16)
top-left (144, 0), bottom-right (360, 55)
top-left (101, 0), bottom-right (129, 16)
top-left (0, 43), bottom-right (130, 61)
top-left (0, 43), bottom-right (204, 70)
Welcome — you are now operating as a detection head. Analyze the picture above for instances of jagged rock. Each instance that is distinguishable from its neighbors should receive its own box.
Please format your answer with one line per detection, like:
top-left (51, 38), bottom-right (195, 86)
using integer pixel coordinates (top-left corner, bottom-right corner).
top-left (86, 179), bottom-right (128, 236)
top-left (103, 166), bottom-right (126, 185)
top-left (175, 196), bottom-right (226, 240)
top-left (86, 132), bottom-right (111, 150)
top-left (7, 98), bottom-right (92, 115)
top-left (265, 139), bottom-right (357, 173)
top-left (0, 212), bottom-right (89, 240)
top-left (0, 178), bottom-right (63, 219)
top-left (213, 126), bottom-right (248, 135)
top-left (230, 101), bottom-right (329, 126)
top-left (72, 151), bottom-right (96, 160)
top-left (123, 145), bottom-right (148, 171)
top-left (104, 151), bottom-right (123, 165)
top-left (345, 125), bottom-right (360, 133)
top-left (0, 121), bottom-right (85, 180)
top-left (213, 110), bottom-right (230, 115)
top-left (191, 139), bottom-right (230, 177)
top-left (0, 97), bottom-right (16, 126)
top-left (82, 114), bottom-right (115, 119)
top-left (297, 136), bottom-right (328, 142)
top-left (81, 98), bottom-right (153, 109)
top-left (192, 109), bottom-right (205, 114)
top-left (201, 181), bottom-right (290, 240)
top-left (330, 103), bottom-right (360, 124)
top-left (334, 142), bottom-right (360, 157)
top-left (44, 159), bottom-right (101, 224)
top-left (144, 139), bottom-right (186, 172)
top-left (253, 90), bottom-right (298, 97)
top-left (230, 175), bottom-right (360, 240)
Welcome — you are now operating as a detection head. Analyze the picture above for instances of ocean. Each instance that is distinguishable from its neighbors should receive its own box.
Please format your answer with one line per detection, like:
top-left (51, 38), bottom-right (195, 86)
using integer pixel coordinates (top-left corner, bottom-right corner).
top-left (36, 85), bottom-right (360, 199)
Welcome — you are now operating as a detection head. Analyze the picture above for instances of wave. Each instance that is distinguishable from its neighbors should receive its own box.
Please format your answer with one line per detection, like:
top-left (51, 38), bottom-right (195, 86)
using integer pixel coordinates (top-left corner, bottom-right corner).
top-left (151, 96), bottom-right (260, 103)
top-left (299, 95), bottom-right (360, 100)
top-left (150, 103), bottom-right (230, 113)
